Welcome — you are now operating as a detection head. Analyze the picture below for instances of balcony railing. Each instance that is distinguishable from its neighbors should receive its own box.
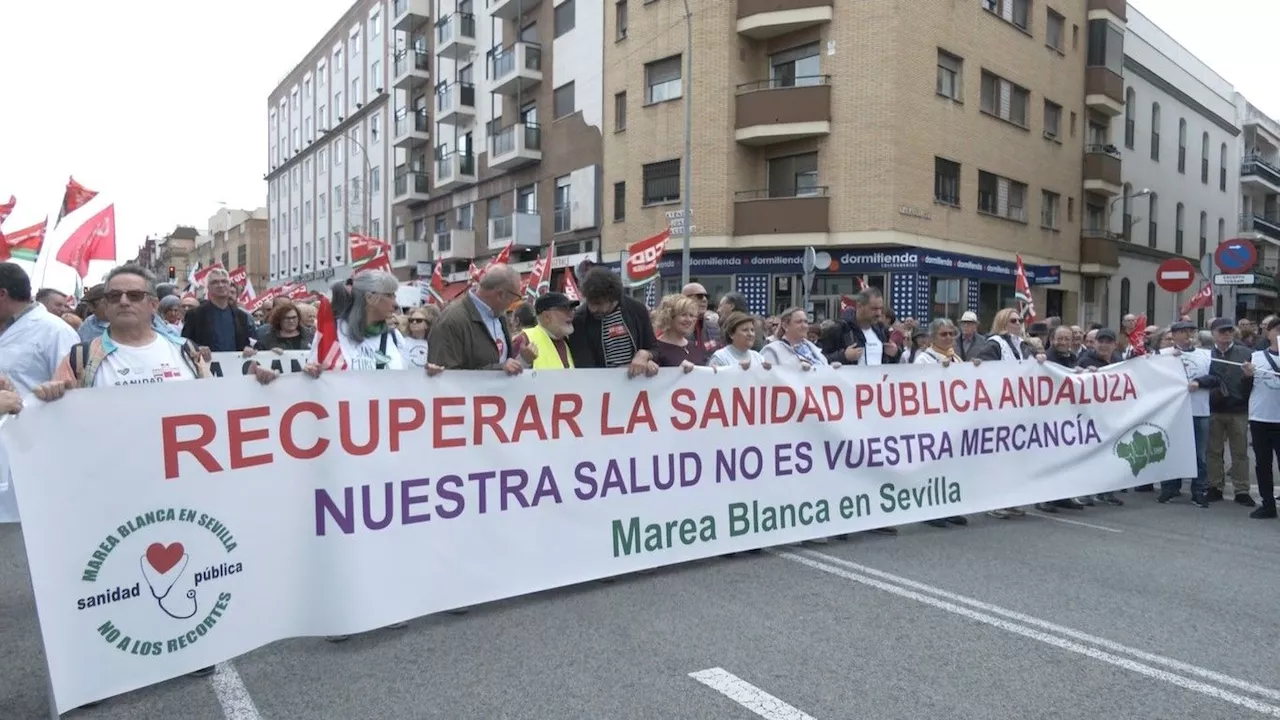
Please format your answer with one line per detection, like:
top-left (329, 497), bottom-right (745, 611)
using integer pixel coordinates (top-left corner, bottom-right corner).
top-left (736, 74), bottom-right (831, 93)
top-left (435, 152), bottom-right (476, 180)
top-left (1242, 213), bottom-right (1280, 243)
top-left (490, 42), bottom-right (542, 78)
top-left (437, 12), bottom-right (476, 44)
top-left (1242, 154), bottom-right (1280, 187)
top-left (394, 108), bottom-right (429, 135)
top-left (394, 50), bottom-right (430, 76)
top-left (1084, 143), bottom-right (1121, 158)
top-left (394, 170), bottom-right (430, 195)
top-left (492, 122), bottom-right (542, 156)
top-left (491, 215), bottom-right (514, 240)
top-left (436, 82), bottom-right (476, 113)
top-left (435, 232), bottom-right (452, 253)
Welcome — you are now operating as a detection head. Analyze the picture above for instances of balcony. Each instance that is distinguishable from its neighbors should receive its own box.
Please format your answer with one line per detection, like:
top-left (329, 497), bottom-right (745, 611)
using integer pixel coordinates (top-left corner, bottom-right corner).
top-left (1082, 145), bottom-right (1122, 195)
top-left (392, 50), bottom-right (430, 91)
top-left (435, 82), bottom-right (477, 125)
top-left (392, 168), bottom-right (430, 207)
top-left (436, 13), bottom-right (477, 60)
top-left (1079, 228), bottom-right (1121, 270)
top-left (735, 77), bottom-right (832, 146)
top-left (392, 0), bottom-right (430, 31)
top-left (732, 188), bottom-right (830, 236)
top-left (392, 240), bottom-right (432, 267)
top-left (392, 108), bottom-right (430, 149)
top-left (1241, 155), bottom-right (1280, 193)
top-left (737, 0), bottom-right (833, 39)
top-left (1085, 67), bottom-right (1124, 116)
top-left (1241, 214), bottom-right (1280, 245)
top-left (488, 211), bottom-right (542, 250)
top-left (486, 0), bottom-right (525, 22)
top-left (434, 151), bottom-right (477, 191)
top-left (1086, 0), bottom-right (1126, 24)
top-left (488, 42), bottom-right (542, 96)
top-left (489, 122), bottom-right (542, 170)
top-left (435, 228), bottom-right (477, 261)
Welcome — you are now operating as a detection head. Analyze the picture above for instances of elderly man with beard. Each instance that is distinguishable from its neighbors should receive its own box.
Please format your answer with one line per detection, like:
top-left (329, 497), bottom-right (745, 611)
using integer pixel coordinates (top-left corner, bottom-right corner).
top-left (511, 292), bottom-right (577, 369)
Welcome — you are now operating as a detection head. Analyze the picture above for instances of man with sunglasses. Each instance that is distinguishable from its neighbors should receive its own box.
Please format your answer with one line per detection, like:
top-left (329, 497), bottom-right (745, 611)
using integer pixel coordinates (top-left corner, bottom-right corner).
top-left (681, 282), bottom-right (721, 352)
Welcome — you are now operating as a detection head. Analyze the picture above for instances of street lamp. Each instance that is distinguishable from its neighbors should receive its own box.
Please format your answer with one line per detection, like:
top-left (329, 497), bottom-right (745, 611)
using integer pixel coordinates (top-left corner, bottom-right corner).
top-left (679, 0), bottom-right (693, 287)
top-left (1110, 187), bottom-right (1151, 238)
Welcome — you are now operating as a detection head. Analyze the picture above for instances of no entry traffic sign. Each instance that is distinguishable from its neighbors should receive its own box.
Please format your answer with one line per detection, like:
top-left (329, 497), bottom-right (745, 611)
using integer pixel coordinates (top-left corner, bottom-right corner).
top-left (1215, 238), bottom-right (1258, 274)
top-left (1156, 257), bottom-right (1197, 293)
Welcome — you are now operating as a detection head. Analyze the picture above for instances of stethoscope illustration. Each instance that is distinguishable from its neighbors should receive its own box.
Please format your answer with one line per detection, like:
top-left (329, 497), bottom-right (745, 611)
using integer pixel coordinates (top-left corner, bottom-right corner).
top-left (139, 556), bottom-right (199, 620)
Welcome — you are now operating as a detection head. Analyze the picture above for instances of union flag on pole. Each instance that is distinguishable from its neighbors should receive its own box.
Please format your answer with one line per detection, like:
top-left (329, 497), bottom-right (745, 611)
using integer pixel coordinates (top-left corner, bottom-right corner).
top-left (314, 295), bottom-right (349, 371)
top-left (1180, 283), bottom-right (1214, 316)
top-left (0, 196), bottom-right (14, 244)
top-left (0, 220), bottom-right (48, 263)
top-left (56, 177), bottom-right (98, 226)
top-left (55, 203), bottom-right (116, 278)
top-left (1014, 254), bottom-right (1037, 322)
top-left (350, 232), bottom-right (392, 275)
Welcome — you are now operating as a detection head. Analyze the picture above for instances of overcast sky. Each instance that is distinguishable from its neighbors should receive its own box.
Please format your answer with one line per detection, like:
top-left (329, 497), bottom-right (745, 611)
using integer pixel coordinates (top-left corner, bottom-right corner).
top-left (0, 0), bottom-right (1275, 290)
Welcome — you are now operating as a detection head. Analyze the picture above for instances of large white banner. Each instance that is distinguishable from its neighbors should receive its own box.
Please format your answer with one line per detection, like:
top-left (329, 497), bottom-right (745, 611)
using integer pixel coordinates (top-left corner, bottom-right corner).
top-left (4, 356), bottom-right (1195, 712)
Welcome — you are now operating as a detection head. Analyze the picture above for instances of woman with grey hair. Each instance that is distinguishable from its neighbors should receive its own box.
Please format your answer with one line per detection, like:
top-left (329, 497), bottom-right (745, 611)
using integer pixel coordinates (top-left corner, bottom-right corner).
top-left (305, 270), bottom-right (442, 376)
top-left (913, 318), bottom-right (981, 367)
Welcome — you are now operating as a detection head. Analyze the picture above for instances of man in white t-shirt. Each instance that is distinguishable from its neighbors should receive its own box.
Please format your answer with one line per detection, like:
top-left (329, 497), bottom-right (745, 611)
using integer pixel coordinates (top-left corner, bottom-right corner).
top-left (1159, 320), bottom-right (1220, 508)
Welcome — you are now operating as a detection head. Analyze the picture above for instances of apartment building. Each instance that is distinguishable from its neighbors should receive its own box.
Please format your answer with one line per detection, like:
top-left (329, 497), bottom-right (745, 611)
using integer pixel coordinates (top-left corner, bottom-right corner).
top-left (1083, 5), bottom-right (1240, 327)
top-left (194, 208), bottom-right (272, 294)
top-left (1235, 97), bottom-right (1280, 319)
top-left (265, 0), bottom-right (394, 291)
top-left (152, 227), bottom-right (201, 287)
top-left (405, 0), bottom-right (604, 293)
top-left (603, 0), bottom-right (1103, 325)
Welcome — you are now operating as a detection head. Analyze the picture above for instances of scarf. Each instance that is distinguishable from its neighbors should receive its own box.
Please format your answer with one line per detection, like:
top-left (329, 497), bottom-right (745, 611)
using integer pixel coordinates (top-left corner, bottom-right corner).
top-left (929, 345), bottom-right (958, 362)
top-left (364, 321), bottom-right (388, 338)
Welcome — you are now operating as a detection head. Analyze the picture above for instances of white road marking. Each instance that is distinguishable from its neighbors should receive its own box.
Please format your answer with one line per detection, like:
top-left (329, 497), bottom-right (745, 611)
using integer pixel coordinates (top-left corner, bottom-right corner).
top-left (1025, 511), bottom-right (1124, 533)
top-left (212, 661), bottom-right (262, 720)
top-left (689, 667), bottom-right (818, 720)
top-left (777, 550), bottom-right (1280, 714)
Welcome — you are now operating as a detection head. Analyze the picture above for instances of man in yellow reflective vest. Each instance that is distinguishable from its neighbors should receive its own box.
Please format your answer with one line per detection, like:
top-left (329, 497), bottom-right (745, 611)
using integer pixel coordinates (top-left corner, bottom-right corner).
top-left (511, 292), bottom-right (576, 369)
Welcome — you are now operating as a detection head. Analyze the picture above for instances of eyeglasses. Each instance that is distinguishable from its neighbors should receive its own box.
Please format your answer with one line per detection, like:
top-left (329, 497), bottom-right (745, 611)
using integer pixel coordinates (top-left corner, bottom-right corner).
top-left (283, 314), bottom-right (299, 322)
top-left (936, 330), bottom-right (957, 337)
top-left (409, 318), bottom-right (427, 324)
top-left (104, 290), bottom-right (152, 304)
top-left (1008, 318), bottom-right (1023, 325)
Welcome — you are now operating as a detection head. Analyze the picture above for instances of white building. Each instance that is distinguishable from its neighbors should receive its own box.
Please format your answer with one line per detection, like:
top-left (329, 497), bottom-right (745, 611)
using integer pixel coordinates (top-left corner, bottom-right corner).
top-left (1106, 6), bottom-right (1240, 327)
top-left (266, 0), bottom-right (395, 290)
top-left (1234, 95), bottom-right (1280, 319)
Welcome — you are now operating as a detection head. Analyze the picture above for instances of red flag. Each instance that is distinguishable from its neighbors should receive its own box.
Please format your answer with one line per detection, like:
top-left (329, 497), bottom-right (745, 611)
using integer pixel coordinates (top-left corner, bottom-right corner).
top-left (562, 268), bottom-right (581, 302)
top-left (0, 220), bottom-right (47, 262)
top-left (625, 229), bottom-right (670, 284)
top-left (55, 203), bottom-right (116, 278)
top-left (350, 232), bottom-right (391, 275)
top-left (856, 276), bottom-right (869, 292)
top-left (1014, 255), bottom-right (1037, 322)
top-left (314, 295), bottom-right (349, 370)
top-left (468, 262), bottom-right (483, 285)
top-left (57, 177), bottom-right (97, 225)
top-left (0, 196), bottom-right (14, 244)
top-left (192, 263), bottom-right (225, 288)
top-left (839, 295), bottom-right (858, 313)
top-left (1180, 284), bottom-right (1213, 315)
top-left (426, 263), bottom-right (446, 305)
top-left (1128, 314), bottom-right (1148, 357)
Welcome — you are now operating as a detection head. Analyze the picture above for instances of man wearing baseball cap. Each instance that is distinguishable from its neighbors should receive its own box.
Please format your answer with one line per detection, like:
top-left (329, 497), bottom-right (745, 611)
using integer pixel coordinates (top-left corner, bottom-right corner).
top-left (1207, 317), bottom-right (1255, 505)
top-left (1160, 320), bottom-right (1220, 507)
top-left (511, 292), bottom-right (577, 370)
top-left (957, 311), bottom-right (985, 361)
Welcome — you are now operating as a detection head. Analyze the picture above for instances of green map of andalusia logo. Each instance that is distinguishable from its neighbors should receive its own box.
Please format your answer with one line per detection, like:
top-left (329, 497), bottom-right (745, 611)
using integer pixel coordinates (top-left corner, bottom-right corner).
top-left (1114, 423), bottom-right (1170, 476)
top-left (79, 508), bottom-right (242, 657)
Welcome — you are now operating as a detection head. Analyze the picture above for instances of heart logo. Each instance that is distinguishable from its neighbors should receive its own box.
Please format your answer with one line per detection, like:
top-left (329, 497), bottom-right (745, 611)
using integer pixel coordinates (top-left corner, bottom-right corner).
top-left (145, 543), bottom-right (185, 574)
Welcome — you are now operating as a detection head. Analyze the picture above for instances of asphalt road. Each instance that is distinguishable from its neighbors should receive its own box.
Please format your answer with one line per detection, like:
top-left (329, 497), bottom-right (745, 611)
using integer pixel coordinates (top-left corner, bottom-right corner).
top-left (2, 492), bottom-right (1277, 720)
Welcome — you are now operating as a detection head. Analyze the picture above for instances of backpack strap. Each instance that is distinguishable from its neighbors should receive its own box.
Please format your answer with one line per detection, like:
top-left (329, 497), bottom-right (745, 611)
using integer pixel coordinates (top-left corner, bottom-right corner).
top-left (68, 342), bottom-right (90, 382)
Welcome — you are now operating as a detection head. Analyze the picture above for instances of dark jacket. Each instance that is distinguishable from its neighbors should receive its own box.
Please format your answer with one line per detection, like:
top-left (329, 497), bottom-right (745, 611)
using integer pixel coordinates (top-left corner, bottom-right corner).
top-left (818, 320), bottom-right (900, 366)
top-left (976, 334), bottom-right (1035, 362)
top-left (1210, 341), bottom-right (1253, 414)
top-left (1045, 347), bottom-right (1078, 368)
top-left (181, 300), bottom-right (253, 352)
top-left (427, 294), bottom-right (512, 370)
top-left (567, 295), bottom-right (657, 368)
top-left (957, 332), bottom-right (987, 361)
top-left (1077, 348), bottom-right (1122, 369)
top-left (258, 327), bottom-right (314, 352)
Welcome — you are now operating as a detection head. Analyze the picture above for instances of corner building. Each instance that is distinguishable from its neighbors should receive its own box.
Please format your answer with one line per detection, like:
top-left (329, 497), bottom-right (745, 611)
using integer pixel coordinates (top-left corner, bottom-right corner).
top-left (603, 0), bottom-right (1103, 325)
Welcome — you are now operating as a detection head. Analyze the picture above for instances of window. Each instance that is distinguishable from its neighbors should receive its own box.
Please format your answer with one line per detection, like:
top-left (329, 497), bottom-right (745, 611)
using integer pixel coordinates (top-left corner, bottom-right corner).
top-left (334, 184), bottom-right (344, 208)
top-left (1119, 278), bottom-right (1131, 315)
top-left (319, 192), bottom-right (327, 214)
top-left (554, 0), bottom-right (575, 37)
top-left (1175, 203), bottom-right (1185, 254)
top-left (334, 91), bottom-right (343, 122)
top-left (767, 153), bottom-right (819, 197)
top-left (1220, 143), bottom-right (1228, 191)
top-left (352, 77), bottom-right (361, 105)
top-left (1086, 19), bottom-right (1124, 76)
top-left (318, 104), bottom-right (326, 129)
top-left (645, 55), bottom-right (682, 103)
top-left (554, 176), bottom-right (571, 233)
top-left (1201, 132), bottom-right (1210, 183)
top-left (1145, 282), bottom-right (1156, 322)
top-left (334, 48), bottom-right (343, 72)
top-left (370, 167), bottom-right (380, 194)
top-left (1150, 103), bottom-right (1160, 161)
top-left (979, 71), bottom-right (1030, 127)
top-left (984, 0), bottom-right (1030, 30)
top-left (937, 50), bottom-right (962, 100)
top-left (1199, 212), bottom-right (1208, 257)
top-left (1178, 119), bottom-right (1187, 173)
top-left (291, 88), bottom-right (299, 112)
top-left (458, 203), bottom-right (474, 229)
top-left (613, 181), bottom-right (626, 221)
top-left (1218, 217), bottom-right (1225, 244)
top-left (1046, 9), bottom-right (1064, 51)
top-left (333, 140), bottom-right (343, 166)
top-left (977, 171), bottom-right (1027, 221)
top-left (370, 12), bottom-right (380, 37)
top-left (642, 160), bottom-right (680, 204)
top-left (1041, 191), bottom-right (1060, 229)
top-left (371, 59), bottom-right (381, 86)
top-left (304, 201), bottom-right (312, 224)
top-left (616, 0), bottom-right (628, 40)
top-left (304, 78), bottom-right (312, 99)
top-left (318, 62), bottom-right (326, 90)
top-left (517, 184), bottom-right (536, 213)
top-left (553, 82), bottom-right (576, 119)
top-left (350, 29), bottom-right (360, 58)
top-left (1147, 192), bottom-right (1158, 247)
top-left (371, 114), bottom-right (381, 142)
top-left (614, 91), bottom-right (626, 131)
top-left (770, 43), bottom-right (820, 87)
top-left (934, 157), bottom-right (961, 206)
top-left (1123, 88), bottom-right (1135, 149)
top-left (1044, 100), bottom-right (1061, 138)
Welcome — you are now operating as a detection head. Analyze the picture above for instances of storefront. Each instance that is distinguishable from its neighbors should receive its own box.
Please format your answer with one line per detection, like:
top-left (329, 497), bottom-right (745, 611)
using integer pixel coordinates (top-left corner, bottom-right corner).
top-left (607, 246), bottom-right (1063, 327)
